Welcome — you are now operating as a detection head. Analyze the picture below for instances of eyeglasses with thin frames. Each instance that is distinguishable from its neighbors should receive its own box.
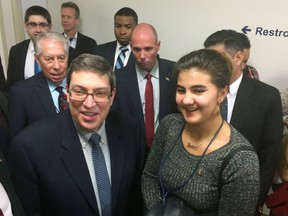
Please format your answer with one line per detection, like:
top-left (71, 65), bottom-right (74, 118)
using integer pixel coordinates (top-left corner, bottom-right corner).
top-left (68, 89), bottom-right (112, 103)
top-left (27, 22), bottom-right (50, 29)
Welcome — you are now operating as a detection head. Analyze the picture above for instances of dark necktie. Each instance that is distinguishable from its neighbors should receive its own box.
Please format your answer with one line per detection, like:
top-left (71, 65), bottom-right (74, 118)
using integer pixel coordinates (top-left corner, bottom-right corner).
top-left (0, 208), bottom-right (3, 216)
top-left (89, 133), bottom-right (112, 216)
top-left (114, 46), bottom-right (128, 70)
top-left (221, 97), bottom-right (228, 121)
top-left (34, 59), bottom-right (41, 74)
top-left (55, 86), bottom-right (68, 111)
top-left (145, 72), bottom-right (154, 148)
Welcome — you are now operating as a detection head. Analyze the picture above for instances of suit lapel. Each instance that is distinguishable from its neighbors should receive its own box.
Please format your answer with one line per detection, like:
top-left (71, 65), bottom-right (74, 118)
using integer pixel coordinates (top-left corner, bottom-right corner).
top-left (105, 114), bottom-right (125, 210)
top-left (230, 76), bottom-right (256, 128)
top-left (59, 112), bottom-right (99, 213)
top-left (34, 74), bottom-right (57, 115)
top-left (158, 60), bottom-right (174, 119)
top-left (124, 66), bottom-right (145, 132)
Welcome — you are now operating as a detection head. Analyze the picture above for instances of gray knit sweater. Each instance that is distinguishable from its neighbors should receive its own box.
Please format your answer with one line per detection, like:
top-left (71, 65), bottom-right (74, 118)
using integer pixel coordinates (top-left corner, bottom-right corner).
top-left (142, 113), bottom-right (260, 216)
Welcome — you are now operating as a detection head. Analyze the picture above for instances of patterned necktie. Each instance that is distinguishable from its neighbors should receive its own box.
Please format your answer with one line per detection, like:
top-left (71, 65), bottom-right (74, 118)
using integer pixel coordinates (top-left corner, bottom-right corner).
top-left (89, 133), bottom-right (112, 216)
top-left (145, 72), bottom-right (154, 148)
top-left (114, 46), bottom-right (129, 70)
top-left (34, 59), bottom-right (41, 74)
top-left (55, 86), bottom-right (68, 111)
top-left (221, 97), bottom-right (228, 121)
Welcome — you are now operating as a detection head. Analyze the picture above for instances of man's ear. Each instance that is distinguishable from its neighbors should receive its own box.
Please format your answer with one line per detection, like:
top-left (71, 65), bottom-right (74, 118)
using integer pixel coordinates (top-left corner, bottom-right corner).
top-left (233, 51), bottom-right (244, 67)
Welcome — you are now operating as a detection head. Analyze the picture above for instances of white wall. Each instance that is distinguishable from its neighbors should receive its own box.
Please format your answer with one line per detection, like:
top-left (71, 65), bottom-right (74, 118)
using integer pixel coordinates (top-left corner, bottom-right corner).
top-left (7, 0), bottom-right (285, 91)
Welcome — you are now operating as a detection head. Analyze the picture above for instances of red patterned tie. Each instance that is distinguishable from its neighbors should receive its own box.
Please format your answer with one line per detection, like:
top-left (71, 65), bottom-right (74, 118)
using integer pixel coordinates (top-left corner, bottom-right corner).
top-left (0, 209), bottom-right (4, 216)
top-left (55, 86), bottom-right (68, 111)
top-left (145, 72), bottom-right (154, 148)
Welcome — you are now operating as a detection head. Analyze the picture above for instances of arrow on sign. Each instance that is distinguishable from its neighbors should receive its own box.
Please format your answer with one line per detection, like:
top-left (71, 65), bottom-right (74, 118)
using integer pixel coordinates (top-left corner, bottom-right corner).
top-left (241, 26), bottom-right (251, 34)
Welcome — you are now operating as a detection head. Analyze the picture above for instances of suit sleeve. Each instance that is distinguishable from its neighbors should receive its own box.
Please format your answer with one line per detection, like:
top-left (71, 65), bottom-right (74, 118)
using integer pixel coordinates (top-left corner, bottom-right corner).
top-left (8, 85), bottom-right (27, 137)
top-left (6, 46), bottom-right (16, 90)
top-left (258, 88), bottom-right (283, 204)
top-left (9, 136), bottom-right (41, 216)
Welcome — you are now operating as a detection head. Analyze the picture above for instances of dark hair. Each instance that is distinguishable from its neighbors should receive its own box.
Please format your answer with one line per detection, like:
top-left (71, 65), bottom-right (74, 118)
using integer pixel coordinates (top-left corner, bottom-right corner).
top-left (67, 54), bottom-right (115, 90)
top-left (24, 5), bottom-right (51, 24)
top-left (61, 2), bottom-right (80, 19)
top-left (174, 49), bottom-right (232, 89)
top-left (204, 29), bottom-right (244, 57)
top-left (238, 33), bottom-right (251, 49)
top-left (114, 7), bottom-right (138, 24)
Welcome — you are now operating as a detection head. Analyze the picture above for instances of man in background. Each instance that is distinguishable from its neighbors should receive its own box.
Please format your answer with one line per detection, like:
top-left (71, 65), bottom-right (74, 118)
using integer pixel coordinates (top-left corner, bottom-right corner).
top-left (9, 32), bottom-right (69, 137)
top-left (92, 7), bottom-right (138, 70)
top-left (6, 5), bottom-right (52, 89)
top-left (238, 32), bottom-right (260, 80)
top-left (204, 29), bottom-right (283, 215)
top-left (61, 1), bottom-right (96, 57)
top-left (112, 23), bottom-right (177, 157)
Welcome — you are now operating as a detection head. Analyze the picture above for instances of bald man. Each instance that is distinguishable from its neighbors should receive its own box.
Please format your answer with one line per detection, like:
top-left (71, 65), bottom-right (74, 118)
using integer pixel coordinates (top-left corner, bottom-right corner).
top-left (111, 23), bottom-right (177, 157)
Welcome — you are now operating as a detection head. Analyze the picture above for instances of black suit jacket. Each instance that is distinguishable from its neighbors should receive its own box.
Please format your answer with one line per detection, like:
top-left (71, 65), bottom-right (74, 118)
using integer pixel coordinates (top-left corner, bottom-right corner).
top-left (111, 58), bottom-right (177, 146)
top-left (8, 72), bottom-right (57, 137)
top-left (68, 32), bottom-right (97, 64)
top-left (6, 40), bottom-right (30, 89)
top-left (0, 152), bottom-right (25, 216)
top-left (92, 40), bottom-right (134, 68)
top-left (0, 57), bottom-right (7, 91)
top-left (230, 75), bottom-right (283, 204)
top-left (9, 110), bottom-right (143, 216)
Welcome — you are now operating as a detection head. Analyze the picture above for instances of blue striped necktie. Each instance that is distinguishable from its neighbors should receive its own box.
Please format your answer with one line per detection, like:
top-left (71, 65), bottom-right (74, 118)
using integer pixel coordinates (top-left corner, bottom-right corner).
top-left (114, 46), bottom-right (128, 70)
top-left (89, 133), bottom-right (112, 216)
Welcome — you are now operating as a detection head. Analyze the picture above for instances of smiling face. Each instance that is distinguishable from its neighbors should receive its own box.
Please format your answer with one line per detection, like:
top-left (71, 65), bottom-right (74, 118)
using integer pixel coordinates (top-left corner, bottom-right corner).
top-left (176, 68), bottom-right (226, 125)
top-left (67, 70), bottom-right (115, 132)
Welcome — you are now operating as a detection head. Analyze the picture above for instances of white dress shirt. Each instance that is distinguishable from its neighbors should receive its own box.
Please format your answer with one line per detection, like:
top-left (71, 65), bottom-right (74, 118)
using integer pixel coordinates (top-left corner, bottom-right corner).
top-left (24, 40), bottom-right (36, 79)
top-left (227, 73), bottom-right (243, 123)
top-left (113, 42), bottom-right (131, 69)
top-left (0, 183), bottom-right (13, 216)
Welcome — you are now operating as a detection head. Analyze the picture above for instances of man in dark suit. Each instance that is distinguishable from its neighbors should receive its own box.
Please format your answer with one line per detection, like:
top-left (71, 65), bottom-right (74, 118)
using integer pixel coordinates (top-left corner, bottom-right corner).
top-left (8, 32), bottom-right (69, 137)
top-left (0, 151), bottom-right (25, 216)
top-left (111, 23), bottom-right (177, 155)
top-left (9, 54), bottom-right (143, 216)
top-left (92, 7), bottom-right (138, 70)
top-left (204, 29), bottom-right (283, 215)
top-left (6, 5), bottom-right (52, 89)
top-left (61, 2), bottom-right (96, 58)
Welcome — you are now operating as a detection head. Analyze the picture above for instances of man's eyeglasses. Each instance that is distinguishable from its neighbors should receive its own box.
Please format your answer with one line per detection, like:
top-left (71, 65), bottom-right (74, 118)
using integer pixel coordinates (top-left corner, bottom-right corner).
top-left (27, 22), bottom-right (50, 29)
top-left (68, 89), bottom-right (112, 102)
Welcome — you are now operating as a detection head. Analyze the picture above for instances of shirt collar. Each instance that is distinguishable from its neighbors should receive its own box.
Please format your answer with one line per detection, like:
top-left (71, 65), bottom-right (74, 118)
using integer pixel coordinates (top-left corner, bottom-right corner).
top-left (47, 78), bottom-right (67, 93)
top-left (229, 72), bottom-right (243, 97)
top-left (64, 31), bottom-right (78, 40)
top-left (29, 40), bottom-right (35, 54)
top-left (75, 120), bottom-right (106, 149)
top-left (136, 60), bottom-right (159, 82)
top-left (116, 41), bottom-right (131, 52)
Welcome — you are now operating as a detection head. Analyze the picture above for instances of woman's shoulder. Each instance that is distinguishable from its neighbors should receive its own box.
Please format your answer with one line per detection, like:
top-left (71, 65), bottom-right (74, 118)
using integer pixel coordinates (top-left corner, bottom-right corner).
top-left (161, 113), bottom-right (183, 125)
